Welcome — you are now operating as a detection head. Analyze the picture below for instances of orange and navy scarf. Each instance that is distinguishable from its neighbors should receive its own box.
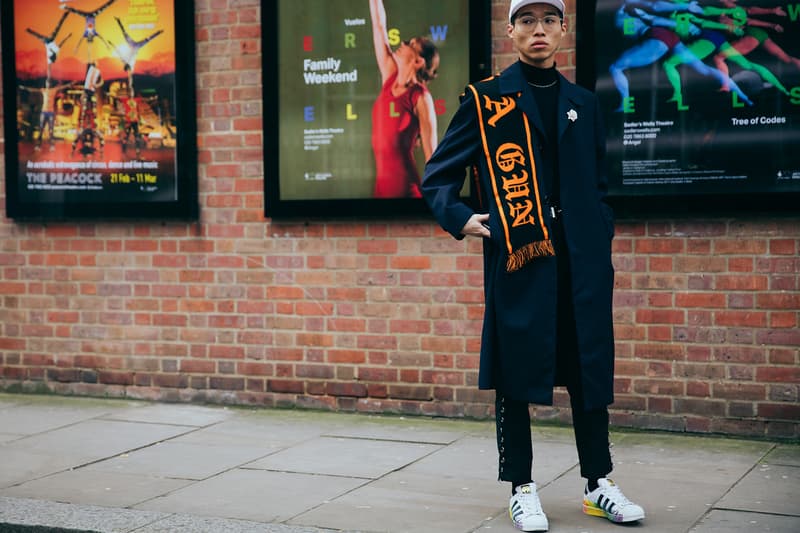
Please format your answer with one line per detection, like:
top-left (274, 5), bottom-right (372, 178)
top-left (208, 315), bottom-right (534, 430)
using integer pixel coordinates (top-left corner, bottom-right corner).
top-left (467, 78), bottom-right (554, 272)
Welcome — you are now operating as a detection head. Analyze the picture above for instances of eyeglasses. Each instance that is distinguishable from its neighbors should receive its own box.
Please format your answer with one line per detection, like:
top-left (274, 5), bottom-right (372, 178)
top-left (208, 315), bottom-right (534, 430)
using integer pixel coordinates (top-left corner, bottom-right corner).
top-left (515, 15), bottom-right (562, 32)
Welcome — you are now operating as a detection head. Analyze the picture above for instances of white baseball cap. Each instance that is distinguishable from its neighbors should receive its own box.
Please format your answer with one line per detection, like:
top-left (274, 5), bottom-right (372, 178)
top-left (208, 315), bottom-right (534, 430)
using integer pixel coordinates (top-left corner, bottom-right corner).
top-left (508, 0), bottom-right (565, 22)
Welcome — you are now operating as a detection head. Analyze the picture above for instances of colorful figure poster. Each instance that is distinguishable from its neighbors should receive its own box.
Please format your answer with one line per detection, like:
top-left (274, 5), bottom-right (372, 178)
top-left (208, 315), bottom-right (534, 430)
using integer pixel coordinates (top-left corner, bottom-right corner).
top-left (591, 0), bottom-right (800, 203)
top-left (265, 0), bottom-right (486, 215)
top-left (3, 0), bottom-right (197, 218)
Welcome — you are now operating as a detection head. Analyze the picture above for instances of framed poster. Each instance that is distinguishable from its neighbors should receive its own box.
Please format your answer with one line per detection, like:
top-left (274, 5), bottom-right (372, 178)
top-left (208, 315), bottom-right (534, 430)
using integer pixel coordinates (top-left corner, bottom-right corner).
top-left (577, 0), bottom-right (800, 214)
top-left (2, 0), bottom-right (198, 219)
top-left (263, 0), bottom-right (491, 218)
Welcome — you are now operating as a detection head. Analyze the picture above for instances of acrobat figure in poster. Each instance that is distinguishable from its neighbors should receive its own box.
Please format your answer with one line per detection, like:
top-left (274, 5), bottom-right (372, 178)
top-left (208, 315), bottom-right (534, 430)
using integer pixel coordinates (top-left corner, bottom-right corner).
top-left (61, 0), bottom-right (117, 62)
top-left (19, 81), bottom-right (73, 151)
top-left (665, 11), bottom-right (790, 108)
top-left (120, 94), bottom-right (144, 157)
top-left (609, 1), bottom-right (700, 111)
top-left (712, 2), bottom-right (800, 91)
top-left (609, 0), bottom-right (752, 112)
top-left (369, 0), bottom-right (440, 198)
top-left (26, 12), bottom-right (72, 82)
top-left (72, 63), bottom-right (105, 157)
top-left (113, 17), bottom-right (164, 97)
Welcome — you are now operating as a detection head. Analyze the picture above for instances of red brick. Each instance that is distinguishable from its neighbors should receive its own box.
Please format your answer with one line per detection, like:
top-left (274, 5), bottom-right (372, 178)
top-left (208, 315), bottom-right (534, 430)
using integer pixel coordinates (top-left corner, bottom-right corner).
top-left (326, 382), bottom-right (368, 397)
top-left (180, 360), bottom-right (216, 374)
top-left (715, 240), bottom-right (767, 254)
top-left (756, 366), bottom-right (800, 383)
top-left (268, 379), bottom-right (304, 394)
top-left (327, 350), bottom-right (366, 364)
top-left (634, 239), bottom-right (684, 254)
top-left (675, 293), bottom-right (726, 308)
top-left (354, 367), bottom-right (395, 382)
top-left (712, 383), bottom-right (766, 401)
top-left (757, 403), bottom-right (800, 420)
top-left (756, 293), bottom-right (800, 309)
top-left (716, 275), bottom-right (768, 291)
top-left (635, 309), bottom-right (685, 325)
top-left (769, 239), bottom-right (797, 255)
top-left (714, 310), bottom-right (767, 327)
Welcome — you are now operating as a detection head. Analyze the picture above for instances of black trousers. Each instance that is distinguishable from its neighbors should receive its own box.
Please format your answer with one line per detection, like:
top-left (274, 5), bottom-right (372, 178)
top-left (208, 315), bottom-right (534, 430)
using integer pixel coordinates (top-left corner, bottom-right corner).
top-left (495, 388), bottom-right (612, 482)
top-left (495, 214), bottom-right (613, 483)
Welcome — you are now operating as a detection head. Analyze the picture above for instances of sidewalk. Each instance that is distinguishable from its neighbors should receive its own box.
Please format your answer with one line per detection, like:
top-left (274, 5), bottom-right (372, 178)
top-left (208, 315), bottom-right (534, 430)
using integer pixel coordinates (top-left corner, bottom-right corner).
top-left (0, 393), bottom-right (797, 533)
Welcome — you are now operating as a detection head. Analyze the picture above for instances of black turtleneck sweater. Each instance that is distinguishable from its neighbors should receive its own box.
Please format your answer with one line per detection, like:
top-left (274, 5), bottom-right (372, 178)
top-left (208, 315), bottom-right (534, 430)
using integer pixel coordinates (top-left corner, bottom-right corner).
top-left (520, 62), bottom-right (560, 206)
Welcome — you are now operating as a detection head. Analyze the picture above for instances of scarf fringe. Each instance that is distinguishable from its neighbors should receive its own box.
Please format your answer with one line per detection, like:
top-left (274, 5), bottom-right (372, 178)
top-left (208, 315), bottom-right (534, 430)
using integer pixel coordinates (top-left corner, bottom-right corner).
top-left (506, 239), bottom-right (555, 272)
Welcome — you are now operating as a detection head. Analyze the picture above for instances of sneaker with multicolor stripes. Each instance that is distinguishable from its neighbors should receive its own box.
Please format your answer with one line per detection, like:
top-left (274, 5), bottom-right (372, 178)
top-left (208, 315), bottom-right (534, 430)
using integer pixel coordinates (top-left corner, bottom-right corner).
top-left (509, 482), bottom-right (548, 531)
top-left (582, 478), bottom-right (645, 523)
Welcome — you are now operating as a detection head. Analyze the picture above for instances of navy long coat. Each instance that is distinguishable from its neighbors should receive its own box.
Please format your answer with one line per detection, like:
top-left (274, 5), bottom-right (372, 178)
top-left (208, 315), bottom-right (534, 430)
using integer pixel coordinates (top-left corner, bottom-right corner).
top-left (421, 62), bottom-right (616, 411)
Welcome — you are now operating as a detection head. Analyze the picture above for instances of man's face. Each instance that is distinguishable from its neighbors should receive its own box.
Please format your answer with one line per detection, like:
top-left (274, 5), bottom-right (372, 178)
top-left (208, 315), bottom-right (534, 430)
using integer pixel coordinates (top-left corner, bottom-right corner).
top-left (507, 3), bottom-right (566, 68)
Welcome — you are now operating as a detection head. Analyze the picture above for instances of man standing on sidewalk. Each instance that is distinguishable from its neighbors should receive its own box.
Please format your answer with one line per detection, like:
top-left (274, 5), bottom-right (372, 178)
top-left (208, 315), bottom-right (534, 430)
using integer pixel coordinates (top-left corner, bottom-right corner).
top-left (420, 1), bottom-right (645, 530)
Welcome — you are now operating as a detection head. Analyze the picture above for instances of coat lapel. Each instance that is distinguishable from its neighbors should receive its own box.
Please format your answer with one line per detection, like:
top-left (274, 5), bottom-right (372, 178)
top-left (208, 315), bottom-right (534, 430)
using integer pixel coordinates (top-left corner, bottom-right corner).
top-left (500, 62), bottom-right (588, 145)
top-left (498, 62), bottom-right (547, 141)
top-left (557, 73), bottom-right (586, 143)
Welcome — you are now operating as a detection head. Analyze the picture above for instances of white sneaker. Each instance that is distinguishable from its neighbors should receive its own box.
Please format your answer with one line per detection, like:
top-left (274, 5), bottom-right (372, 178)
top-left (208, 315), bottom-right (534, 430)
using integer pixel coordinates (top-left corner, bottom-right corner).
top-left (583, 478), bottom-right (645, 523)
top-left (509, 482), bottom-right (549, 531)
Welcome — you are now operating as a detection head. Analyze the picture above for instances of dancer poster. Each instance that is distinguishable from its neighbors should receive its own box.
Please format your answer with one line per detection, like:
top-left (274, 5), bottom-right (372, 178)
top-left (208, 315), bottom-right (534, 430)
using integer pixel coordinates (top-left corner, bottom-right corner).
top-left (263, 0), bottom-right (490, 217)
top-left (582, 0), bottom-right (800, 211)
top-left (2, 0), bottom-right (197, 219)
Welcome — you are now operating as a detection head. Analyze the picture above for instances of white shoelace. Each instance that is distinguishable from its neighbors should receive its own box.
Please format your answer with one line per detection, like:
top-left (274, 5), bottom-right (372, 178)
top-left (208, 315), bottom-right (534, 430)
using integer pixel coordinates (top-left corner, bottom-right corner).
top-left (517, 488), bottom-right (544, 515)
top-left (600, 482), bottom-right (633, 507)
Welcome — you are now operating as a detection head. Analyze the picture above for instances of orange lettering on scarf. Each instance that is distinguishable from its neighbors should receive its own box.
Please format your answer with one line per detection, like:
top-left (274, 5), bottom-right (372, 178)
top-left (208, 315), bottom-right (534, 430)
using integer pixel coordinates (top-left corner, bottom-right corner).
top-left (509, 200), bottom-right (536, 227)
top-left (483, 95), bottom-right (516, 127)
top-left (496, 143), bottom-right (525, 172)
top-left (494, 144), bottom-right (536, 228)
top-left (502, 170), bottom-right (531, 201)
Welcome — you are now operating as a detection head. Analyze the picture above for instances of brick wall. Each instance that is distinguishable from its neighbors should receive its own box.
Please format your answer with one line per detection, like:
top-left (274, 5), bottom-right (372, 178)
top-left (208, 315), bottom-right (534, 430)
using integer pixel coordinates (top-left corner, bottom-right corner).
top-left (1, 1), bottom-right (798, 439)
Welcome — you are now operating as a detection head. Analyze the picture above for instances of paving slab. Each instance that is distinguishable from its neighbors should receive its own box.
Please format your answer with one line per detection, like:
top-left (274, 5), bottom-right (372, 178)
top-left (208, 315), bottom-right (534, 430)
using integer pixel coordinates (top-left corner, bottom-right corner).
top-left (84, 440), bottom-right (272, 480)
top-left (0, 448), bottom-right (97, 488)
top-left (0, 432), bottom-right (23, 444)
top-left (716, 463), bottom-right (799, 517)
top-left (0, 469), bottom-right (191, 508)
top-left (289, 470), bottom-right (507, 533)
top-left (99, 403), bottom-right (234, 427)
top-left (763, 444), bottom-right (800, 467)
top-left (401, 435), bottom-right (579, 485)
top-left (400, 436), bottom-right (502, 481)
top-left (245, 436), bottom-right (441, 479)
top-left (167, 415), bottom-right (325, 449)
top-left (2, 419), bottom-right (195, 461)
top-left (0, 403), bottom-right (112, 436)
top-left (690, 509), bottom-right (800, 533)
top-left (134, 468), bottom-right (367, 523)
top-left (321, 420), bottom-right (467, 445)
top-left (480, 432), bottom-right (772, 533)
top-left (0, 394), bottom-right (793, 533)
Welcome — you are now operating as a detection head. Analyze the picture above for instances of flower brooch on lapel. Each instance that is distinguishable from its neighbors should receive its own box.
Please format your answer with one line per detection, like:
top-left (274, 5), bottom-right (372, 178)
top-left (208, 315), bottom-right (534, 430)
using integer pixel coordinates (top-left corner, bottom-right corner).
top-left (567, 109), bottom-right (578, 122)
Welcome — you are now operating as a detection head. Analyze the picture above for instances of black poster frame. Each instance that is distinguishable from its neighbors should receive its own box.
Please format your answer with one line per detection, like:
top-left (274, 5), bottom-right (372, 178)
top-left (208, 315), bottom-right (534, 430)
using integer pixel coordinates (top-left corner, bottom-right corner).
top-left (263, 0), bottom-right (491, 219)
top-left (576, 0), bottom-right (800, 216)
top-left (1, 0), bottom-right (198, 220)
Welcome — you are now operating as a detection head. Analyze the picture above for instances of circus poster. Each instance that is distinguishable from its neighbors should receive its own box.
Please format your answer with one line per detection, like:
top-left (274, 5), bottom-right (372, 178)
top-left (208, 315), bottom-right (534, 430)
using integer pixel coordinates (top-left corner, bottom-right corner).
top-left (3, 0), bottom-right (197, 218)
